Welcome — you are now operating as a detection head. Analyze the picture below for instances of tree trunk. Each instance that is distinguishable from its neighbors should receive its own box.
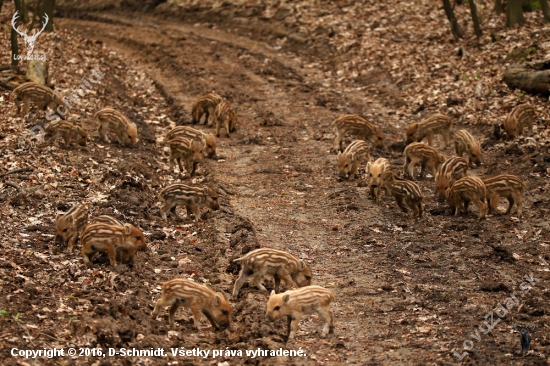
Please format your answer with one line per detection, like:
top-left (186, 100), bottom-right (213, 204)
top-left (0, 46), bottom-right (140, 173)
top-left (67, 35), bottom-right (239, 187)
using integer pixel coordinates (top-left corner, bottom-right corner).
top-left (468, 0), bottom-right (482, 37)
top-left (541, 0), bottom-right (550, 22)
top-left (443, 0), bottom-right (463, 39)
top-left (503, 63), bottom-right (550, 95)
top-left (11, 0), bottom-right (23, 69)
top-left (10, 28), bottom-right (19, 69)
top-left (41, 0), bottom-right (55, 32)
top-left (494, 0), bottom-right (503, 15)
top-left (26, 60), bottom-right (49, 85)
top-left (29, 0), bottom-right (42, 29)
top-left (21, 0), bottom-right (29, 23)
top-left (507, 0), bottom-right (525, 26)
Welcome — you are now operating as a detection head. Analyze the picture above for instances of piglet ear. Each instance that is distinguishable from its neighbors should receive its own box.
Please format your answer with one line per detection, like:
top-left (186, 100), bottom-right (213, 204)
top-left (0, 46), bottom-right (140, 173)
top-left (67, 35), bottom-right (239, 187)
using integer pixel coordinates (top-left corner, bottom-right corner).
top-left (66, 215), bottom-right (74, 224)
top-left (269, 290), bottom-right (275, 297)
top-left (283, 294), bottom-right (290, 304)
top-left (203, 187), bottom-right (209, 195)
top-left (213, 295), bottom-right (221, 307)
top-left (298, 260), bottom-right (305, 271)
top-left (365, 162), bottom-right (371, 171)
top-left (124, 223), bottom-right (132, 235)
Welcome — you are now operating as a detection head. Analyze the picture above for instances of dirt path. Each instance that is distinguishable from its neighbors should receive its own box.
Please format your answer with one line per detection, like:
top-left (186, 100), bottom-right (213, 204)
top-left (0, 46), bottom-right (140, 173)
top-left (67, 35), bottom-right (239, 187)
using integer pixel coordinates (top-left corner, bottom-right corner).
top-left (59, 13), bottom-right (402, 364)
top-left (3, 8), bottom-right (546, 365)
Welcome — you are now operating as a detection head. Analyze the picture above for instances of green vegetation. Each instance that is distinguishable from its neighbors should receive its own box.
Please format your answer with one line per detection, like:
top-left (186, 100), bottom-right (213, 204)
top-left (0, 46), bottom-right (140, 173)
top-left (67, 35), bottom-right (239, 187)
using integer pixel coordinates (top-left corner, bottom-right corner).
top-left (507, 46), bottom-right (538, 61)
top-left (523, 0), bottom-right (541, 11)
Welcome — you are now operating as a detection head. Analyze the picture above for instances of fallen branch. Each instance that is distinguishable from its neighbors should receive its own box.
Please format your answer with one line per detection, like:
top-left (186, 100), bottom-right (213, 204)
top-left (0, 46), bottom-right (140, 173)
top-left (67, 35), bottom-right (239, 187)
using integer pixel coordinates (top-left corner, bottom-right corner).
top-left (0, 183), bottom-right (43, 202)
top-left (27, 185), bottom-right (44, 194)
top-left (503, 62), bottom-right (550, 95)
top-left (38, 332), bottom-right (67, 343)
top-left (0, 76), bottom-right (16, 83)
top-left (5, 182), bottom-right (22, 192)
top-left (0, 80), bottom-right (15, 91)
top-left (0, 167), bottom-right (33, 177)
top-left (12, 175), bottom-right (31, 180)
top-left (14, 319), bottom-right (36, 347)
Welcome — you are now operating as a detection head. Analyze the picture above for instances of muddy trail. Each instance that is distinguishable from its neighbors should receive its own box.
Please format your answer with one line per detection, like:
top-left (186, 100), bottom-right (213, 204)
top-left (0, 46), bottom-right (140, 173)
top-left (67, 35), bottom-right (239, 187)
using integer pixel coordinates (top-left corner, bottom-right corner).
top-left (1, 5), bottom-right (549, 366)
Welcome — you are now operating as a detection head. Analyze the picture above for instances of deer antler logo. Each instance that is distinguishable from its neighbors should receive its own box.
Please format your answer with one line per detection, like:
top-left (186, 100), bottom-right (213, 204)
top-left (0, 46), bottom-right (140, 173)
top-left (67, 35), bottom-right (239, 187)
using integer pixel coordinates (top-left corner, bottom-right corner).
top-left (12, 11), bottom-right (49, 58)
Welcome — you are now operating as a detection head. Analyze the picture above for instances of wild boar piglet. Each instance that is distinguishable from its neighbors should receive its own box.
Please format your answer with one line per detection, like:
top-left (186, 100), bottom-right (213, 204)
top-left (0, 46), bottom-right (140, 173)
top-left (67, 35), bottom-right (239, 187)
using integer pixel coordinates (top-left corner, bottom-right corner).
top-left (435, 157), bottom-right (468, 200)
top-left (454, 130), bottom-right (482, 168)
top-left (152, 278), bottom-right (231, 331)
top-left (331, 114), bottom-right (384, 152)
top-left (159, 184), bottom-right (220, 221)
top-left (81, 223), bottom-right (145, 266)
top-left (405, 113), bottom-right (452, 148)
top-left (337, 140), bottom-right (370, 180)
top-left (55, 204), bottom-right (88, 253)
top-left (45, 120), bottom-right (87, 147)
top-left (482, 174), bottom-right (525, 216)
top-left (265, 285), bottom-right (335, 341)
top-left (366, 158), bottom-right (390, 203)
top-left (167, 126), bottom-right (217, 158)
top-left (94, 108), bottom-right (137, 146)
top-left (403, 142), bottom-right (446, 180)
top-left (232, 248), bottom-right (312, 298)
top-left (191, 92), bottom-right (222, 125)
top-left (445, 176), bottom-right (487, 220)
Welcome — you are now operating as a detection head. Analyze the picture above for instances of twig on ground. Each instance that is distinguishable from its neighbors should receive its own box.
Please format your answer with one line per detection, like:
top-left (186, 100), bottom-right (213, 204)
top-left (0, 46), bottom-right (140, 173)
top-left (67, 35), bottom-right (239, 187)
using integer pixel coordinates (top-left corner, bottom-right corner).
top-left (0, 167), bottom-right (33, 177)
top-left (14, 320), bottom-right (36, 347)
top-left (0, 80), bottom-right (15, 91)
top-left (5, 182), bottom-right (22, 192)
top-left (0, 75), bottom-right (16, 83)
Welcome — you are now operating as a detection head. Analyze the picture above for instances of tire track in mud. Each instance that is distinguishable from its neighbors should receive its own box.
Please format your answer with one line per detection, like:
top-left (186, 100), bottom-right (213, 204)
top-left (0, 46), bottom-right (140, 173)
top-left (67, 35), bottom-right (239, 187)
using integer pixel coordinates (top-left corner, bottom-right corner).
top-left (59, 11), bottom-right (550, 366)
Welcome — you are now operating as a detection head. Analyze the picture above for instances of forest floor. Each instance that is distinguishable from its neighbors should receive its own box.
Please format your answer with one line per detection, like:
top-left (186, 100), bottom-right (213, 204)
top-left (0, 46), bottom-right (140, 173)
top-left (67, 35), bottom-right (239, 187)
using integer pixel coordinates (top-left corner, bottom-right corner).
top-left (1, 0), bottom-right (550, 365)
